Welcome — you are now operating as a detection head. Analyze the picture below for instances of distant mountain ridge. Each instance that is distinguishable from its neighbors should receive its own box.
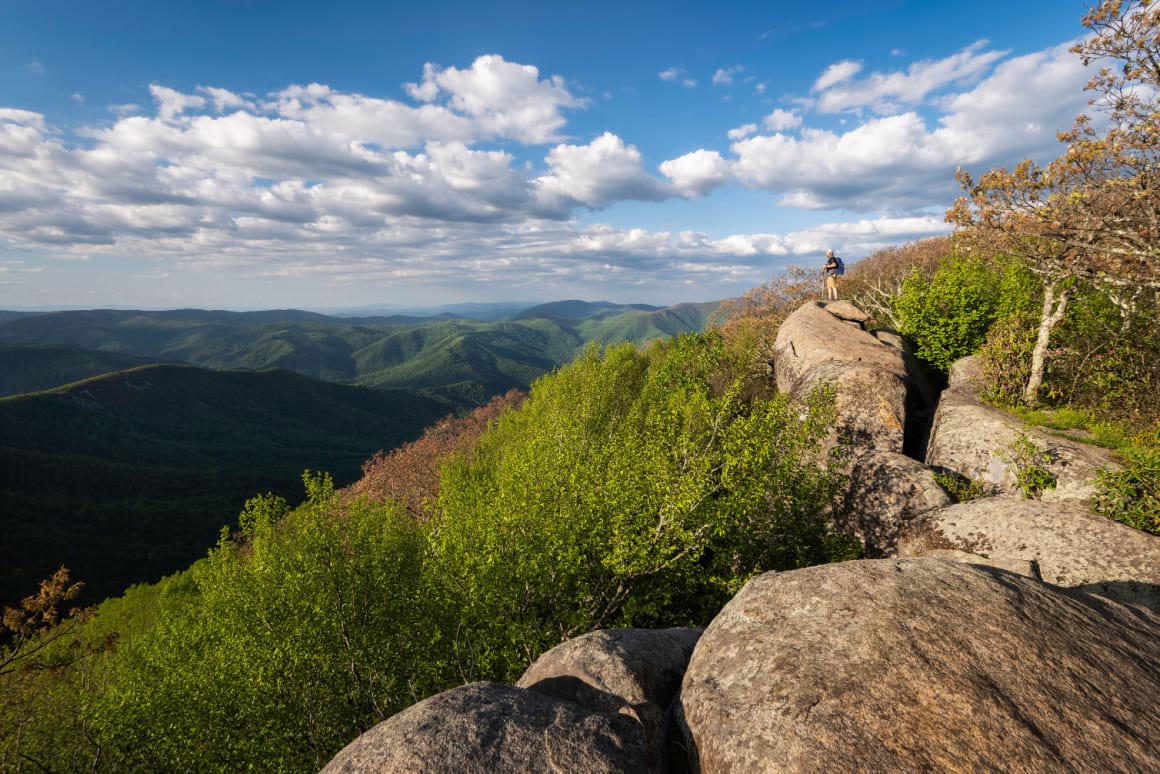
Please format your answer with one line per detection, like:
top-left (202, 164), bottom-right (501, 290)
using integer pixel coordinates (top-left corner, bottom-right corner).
top-left (0, 299), bottom-right (724, 397)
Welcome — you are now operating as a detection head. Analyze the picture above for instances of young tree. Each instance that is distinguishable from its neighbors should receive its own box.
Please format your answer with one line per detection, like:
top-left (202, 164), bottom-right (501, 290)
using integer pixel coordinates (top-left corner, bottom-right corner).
top-left (948, 0), bottom-right (1159, 404)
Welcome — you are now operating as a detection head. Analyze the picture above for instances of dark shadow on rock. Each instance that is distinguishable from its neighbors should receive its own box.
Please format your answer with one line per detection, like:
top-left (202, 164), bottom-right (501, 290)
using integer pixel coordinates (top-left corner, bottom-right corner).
top-left (522, 675), bottom-right (631, 718)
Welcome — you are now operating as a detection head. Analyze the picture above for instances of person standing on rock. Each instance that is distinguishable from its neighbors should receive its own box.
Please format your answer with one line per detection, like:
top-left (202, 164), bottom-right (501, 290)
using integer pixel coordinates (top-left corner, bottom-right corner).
top-left (822, 249), bottom-right (842, 301)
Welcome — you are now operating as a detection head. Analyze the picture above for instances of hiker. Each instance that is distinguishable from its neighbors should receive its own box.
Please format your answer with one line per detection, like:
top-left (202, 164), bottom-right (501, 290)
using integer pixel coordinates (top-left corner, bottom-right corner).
top-left (822, 249), bottom-right (843, 300)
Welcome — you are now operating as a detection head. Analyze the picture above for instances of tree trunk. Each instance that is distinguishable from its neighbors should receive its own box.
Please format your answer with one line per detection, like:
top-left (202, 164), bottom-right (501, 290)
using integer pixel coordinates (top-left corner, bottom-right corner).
top-left (1023, 278), bottom-right (1073, 406)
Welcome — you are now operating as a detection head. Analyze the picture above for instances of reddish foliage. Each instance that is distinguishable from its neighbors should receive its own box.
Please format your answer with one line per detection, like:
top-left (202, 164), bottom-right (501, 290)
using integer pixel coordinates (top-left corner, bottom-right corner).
top-left (342, 389), bottom-right (525, 518)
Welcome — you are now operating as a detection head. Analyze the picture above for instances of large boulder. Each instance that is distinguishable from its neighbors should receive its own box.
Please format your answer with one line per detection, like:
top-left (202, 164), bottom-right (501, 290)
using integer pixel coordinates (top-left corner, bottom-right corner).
top-left (517, 628), bottom-right (701, 766)
top-left (774, 302), bottom-right (914, 454)
top-left (678, 559), bottom-right (1160, 773)
top-left (321, 681), bottom-right (649, 773)
top-left (926, 355), bottom-right (1118, 501)
top-left (838, 450), bottom-right (952, 555)
top-left (898, 495), bottom-right (1160, 608)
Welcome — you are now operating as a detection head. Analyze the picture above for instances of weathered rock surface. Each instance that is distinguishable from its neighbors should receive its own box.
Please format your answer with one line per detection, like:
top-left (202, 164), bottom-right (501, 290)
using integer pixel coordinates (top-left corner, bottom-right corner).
top-left (898, 495), bottom-right (1160, 608)
top-left (321, 681), bottom-right (650, 774)
top-left (838, 450), bottom-right (952, 555)
top-left (774, 302), bottom-right (913, 454)
top-left (820, 300), bottom-right (869, 325)
top-left (926, 355), bottom-right (1119, 500)
top-left (517, 628), bottom-right (701, 765)
top-left (679, 559), bottom-right (1160, 773)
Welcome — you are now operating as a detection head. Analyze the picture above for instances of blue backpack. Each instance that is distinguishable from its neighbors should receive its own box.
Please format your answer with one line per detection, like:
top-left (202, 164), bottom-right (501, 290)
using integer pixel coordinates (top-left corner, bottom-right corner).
top-left (831, 255), bottom-right (845, 275)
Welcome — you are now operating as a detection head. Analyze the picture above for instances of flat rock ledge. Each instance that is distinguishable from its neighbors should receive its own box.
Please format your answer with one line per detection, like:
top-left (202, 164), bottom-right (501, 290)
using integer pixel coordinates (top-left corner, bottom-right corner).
top-left (678, 559), bottom-right (1160, 773)
top-left (926, 355), bottom-right (1119, 501)
top-left (898, 495), bottom-right (1160, 609)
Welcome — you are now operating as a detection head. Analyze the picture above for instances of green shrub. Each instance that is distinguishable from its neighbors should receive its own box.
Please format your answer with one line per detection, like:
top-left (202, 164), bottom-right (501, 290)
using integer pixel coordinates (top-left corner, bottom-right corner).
top-left (1005, 434), bottom-right (1057, 499)
top-left (931, 470), bottom-right (986, 503)
top-left (979, 314), bottom-right (1038, 407)
top-left (894, 255), bottom-right (1037, 373)
top-left (1093, 437), bottom-right (1160, 535)
top-left (86, 476), bottom-right (449, 773)
top-left (431, 333), bottom-right (848, 679)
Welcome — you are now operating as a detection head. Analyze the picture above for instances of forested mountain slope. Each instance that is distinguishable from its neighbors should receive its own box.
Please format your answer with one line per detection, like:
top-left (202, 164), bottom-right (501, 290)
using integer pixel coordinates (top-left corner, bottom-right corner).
top-left (0, 364), bottom-right (453, 607)
top-left (0, 301), bottom-right (723, 397)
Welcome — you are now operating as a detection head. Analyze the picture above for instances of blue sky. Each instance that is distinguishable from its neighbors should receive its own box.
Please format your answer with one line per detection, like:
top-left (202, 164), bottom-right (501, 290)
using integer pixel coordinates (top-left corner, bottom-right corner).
top-left (0, 0), bottom-right (1094, 310)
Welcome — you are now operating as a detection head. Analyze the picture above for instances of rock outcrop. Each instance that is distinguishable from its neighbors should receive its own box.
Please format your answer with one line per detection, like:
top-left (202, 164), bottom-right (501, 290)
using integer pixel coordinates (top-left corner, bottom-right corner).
top-left (925, 355), bottom-right (1119, 500)
top-left (838, 450), bottom-right (952, 555)
top-left (517, 627), bottom-right (701, 765)
top-left (898, 495), bottom-right (1160, 608)
top-left (773, 301), bottom-right (913, 454)
top-left (323, 303), bottom-right (1159, 774)
top-left (320, 681), bottom-right (650, 774)
top-left (678, 559), bottom-right (1160, 773)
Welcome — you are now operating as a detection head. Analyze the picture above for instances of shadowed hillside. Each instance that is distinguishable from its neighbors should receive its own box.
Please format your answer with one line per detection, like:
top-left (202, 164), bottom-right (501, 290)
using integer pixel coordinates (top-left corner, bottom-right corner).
top-left (0, 364), bottom-right (454, 607)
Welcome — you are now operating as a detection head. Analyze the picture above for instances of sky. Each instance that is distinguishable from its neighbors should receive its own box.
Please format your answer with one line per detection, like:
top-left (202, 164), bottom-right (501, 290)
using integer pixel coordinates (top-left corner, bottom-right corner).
top-left (0, 0), bottom-right (1098, 311)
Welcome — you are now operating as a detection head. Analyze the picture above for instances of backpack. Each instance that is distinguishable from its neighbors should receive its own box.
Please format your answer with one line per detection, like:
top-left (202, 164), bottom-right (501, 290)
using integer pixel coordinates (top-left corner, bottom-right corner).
top-left (833, 255), bottom-right (845, 275)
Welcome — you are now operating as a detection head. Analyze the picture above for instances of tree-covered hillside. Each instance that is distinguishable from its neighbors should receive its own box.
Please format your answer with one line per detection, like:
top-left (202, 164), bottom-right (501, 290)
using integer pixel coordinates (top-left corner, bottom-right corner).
top-left (0, 365), bottom-right (454, 607)
top-left (0, 301), bottom-right (722, 398)
top-left (0, 344), bottom-right (173, 397)
top-left (0, 324), bottom-right (857, 772)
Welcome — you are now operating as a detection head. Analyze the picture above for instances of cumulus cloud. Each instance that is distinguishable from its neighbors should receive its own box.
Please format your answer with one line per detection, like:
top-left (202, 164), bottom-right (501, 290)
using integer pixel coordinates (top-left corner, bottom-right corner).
top-left (814, 41), bottom-right (1008, 114)
top-left (197, 86), bottom-right (253, 113)
top-left (732, 42), bottom-right (1089, 210)
top-left (0, 43), bottom-right (1102, 307)
top-left (659, 67), bottom-right (683, 81)
top-left (150, 84), bottom-right (207, 121)
top-left (403, 54), bottom-right (585, 143)
top-left (537, 133), bottom-right (669, 208)
top-left (762, 109), bottom-right (801, 131)
top-left (712, 65), bottom-right (744, 86)
top-left (659, 149), bottom-right (732, 197)
top-left (727, 123), bottom-right (758, 140)
top-left (813, 60), bottom-right (862, 92)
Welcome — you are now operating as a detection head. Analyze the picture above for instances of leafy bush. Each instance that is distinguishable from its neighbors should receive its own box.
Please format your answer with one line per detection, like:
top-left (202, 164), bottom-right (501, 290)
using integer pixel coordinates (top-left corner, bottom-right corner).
top-left (1005, 434), bottom-right (1057, 500)
top-left (931, 470), bottom-right (986, 503)
top-left (894, 255), bottom-right (1038, 373)
top-left (1045, 288), bottom-right (1159, 424)
top-left (86, 476), bottom-right (450, 773)
top-left (979, 314), bottom-right (1039, 407)
top-left (1093, 436), bottom-right (1160, 535)
top-left (430, 333), bottom-right (850, 680)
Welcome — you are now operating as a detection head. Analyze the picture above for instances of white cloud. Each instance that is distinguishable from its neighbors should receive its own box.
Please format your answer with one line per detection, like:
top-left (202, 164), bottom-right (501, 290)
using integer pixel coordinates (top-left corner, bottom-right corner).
top-left (727, 123), bottom-right (758, 140)
top-left (813, 60), bottom-right (862, 92)
top-left (762, 109), bottom-right (801, 131)
top-left (712, 65), bottom-right (744, 86)
top-left (537, 132), bottom-right (669, 208)
top-left (402, 54), bottom-right (585, 144)
top-left (659, 67), bottom-right (683, 81)
top-left (272, 83), bottom-right (472, 148)
top-left (659, 149), bottom-right (732, 198)
top-left (150, 84), bottom-right (207, 121)
top-left (197, 86), bottom-right (253, 113)
top-left (730, 41), bottom-right (1089, 211)
top-left (683, 78), bottom-right (698, 88)
top-left (0, 109), bottom-right (46, 129)
top-left (814, 41), bottom-right (1008, 114)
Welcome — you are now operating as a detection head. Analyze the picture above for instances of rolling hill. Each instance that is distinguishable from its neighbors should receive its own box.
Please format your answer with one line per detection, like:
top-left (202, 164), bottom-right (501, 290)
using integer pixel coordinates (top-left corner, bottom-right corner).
top-left (0, 301), bottom-right (725, 397)
top-left (0, 364), bottom-right (455, 607)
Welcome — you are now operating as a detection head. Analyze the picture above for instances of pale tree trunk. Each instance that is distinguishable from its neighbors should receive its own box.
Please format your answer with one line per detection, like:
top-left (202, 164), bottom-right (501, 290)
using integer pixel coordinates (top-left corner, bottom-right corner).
top-left (1023, 278), bottom-right (1073, 406)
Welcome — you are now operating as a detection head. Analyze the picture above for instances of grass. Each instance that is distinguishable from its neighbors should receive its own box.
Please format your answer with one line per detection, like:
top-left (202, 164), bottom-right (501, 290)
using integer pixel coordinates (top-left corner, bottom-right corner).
top-left (1013, 406), bottom-right (1134, 453)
